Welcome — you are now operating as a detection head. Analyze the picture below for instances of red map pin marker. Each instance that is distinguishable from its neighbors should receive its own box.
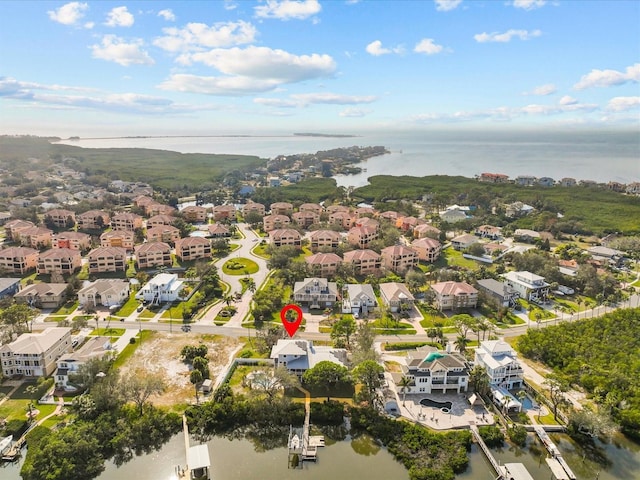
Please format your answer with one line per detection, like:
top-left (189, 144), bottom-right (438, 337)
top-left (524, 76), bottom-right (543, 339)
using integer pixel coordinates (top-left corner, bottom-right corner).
top-left (280, 304), bottom-right (303, 337)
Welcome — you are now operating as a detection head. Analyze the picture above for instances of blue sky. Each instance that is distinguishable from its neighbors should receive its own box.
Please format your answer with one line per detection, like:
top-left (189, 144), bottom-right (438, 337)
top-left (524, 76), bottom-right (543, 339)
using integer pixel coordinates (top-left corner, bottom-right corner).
top-left (1, 0), bottom-right (639, 136)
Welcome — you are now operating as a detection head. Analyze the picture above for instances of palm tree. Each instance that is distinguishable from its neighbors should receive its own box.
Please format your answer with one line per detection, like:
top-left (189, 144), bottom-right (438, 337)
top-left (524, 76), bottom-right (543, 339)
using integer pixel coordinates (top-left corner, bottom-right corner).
top-left (190, 369), bottom-right (203, 404)
top-left (399, 376), bottom-right (412, 406)
top-left (454, 335), bottom-right (469, 354)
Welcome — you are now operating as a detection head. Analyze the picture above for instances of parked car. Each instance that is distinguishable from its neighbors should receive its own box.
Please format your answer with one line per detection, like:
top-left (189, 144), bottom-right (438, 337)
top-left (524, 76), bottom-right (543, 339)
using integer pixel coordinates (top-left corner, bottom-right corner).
top-left (136, 305), bottom-right (144, 312)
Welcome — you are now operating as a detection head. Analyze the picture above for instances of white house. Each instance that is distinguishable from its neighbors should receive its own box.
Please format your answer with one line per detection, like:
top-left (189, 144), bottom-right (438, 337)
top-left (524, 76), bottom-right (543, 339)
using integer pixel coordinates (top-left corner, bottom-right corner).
top-left (395, 345), bottom-right (469, 395)
top-left (77, 279), bottom-right (131, 308)
top-left (54, 336), bottom-right (112, 388)
top-left (135, 273), bottom-right (184, 305)
top-left (501, 271), bottom-right (550, 302)
top-left (0, 327), bottom-right (72, 378)
top-left (293, 278), bottom-right (339, 309)
top-left (270, 339), bottom-right (347, 377)
top-left (474, 340), bottom-right (524, 390)
top-left (342, 284), bottom-right (377, 315)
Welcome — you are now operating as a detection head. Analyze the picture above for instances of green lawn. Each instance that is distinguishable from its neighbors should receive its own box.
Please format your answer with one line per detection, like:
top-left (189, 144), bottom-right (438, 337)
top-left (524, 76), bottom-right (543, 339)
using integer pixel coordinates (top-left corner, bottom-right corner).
top-left (137, 309), bottom-right (157, 319)
top-left (113, 294), bottom-right (140, 316)
top-left (89, 328), bottom-right (125, 336)
top-left (436, 247), bottom-right (482, 270)
top-left (52, 301), bottom-right (78, 315)
top-left (112, 330), bottom-right (154, 369)
top-left (222, 257), bottom-right (259, 275)
top-left (251, 243), bottom-right (270, 258)
top-left (371, 318), bottom-right (417, 335)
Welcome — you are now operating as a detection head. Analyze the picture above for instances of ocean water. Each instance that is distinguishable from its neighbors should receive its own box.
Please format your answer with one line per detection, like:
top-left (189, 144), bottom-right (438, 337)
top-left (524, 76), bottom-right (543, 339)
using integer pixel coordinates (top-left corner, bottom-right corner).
top-left (57, 129), bottom-right (640, 186)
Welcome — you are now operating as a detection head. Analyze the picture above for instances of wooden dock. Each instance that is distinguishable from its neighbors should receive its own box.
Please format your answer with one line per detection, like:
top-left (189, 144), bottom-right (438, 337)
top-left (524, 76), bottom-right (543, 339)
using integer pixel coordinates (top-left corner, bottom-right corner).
top-left (288, 386), bottom-right (324, 467)
top-left (177, 415), bottom-right (211, 480)
top-left (534, 426), bottom-right (576, 480)
top-left (469, 424), bottom-right (504, 479)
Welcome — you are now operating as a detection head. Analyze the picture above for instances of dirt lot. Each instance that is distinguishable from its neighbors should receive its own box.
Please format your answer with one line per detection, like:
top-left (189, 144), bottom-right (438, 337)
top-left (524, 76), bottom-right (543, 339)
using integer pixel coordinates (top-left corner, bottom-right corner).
top-left (120, 332), bottom-right (243, 407)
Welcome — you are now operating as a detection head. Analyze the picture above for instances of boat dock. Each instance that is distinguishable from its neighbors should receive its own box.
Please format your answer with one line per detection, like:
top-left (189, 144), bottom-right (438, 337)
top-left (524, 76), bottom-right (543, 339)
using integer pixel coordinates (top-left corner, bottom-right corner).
top-left (177, 415), bottom-right (211, 480)
top-left (469, 424), bottom-right (534, 480)
top-left (288, 387), bottom-right (324, 467)
top-left (533, 426), bottom-right (577, 480)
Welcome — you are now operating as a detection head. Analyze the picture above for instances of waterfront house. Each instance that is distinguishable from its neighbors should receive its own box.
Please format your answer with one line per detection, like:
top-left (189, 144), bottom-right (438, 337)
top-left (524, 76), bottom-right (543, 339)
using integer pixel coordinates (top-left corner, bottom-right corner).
top-left (379, 282), bottom-right (414, 313)
top-left (55, 336), bottom-right (112, 388)
top-left (293, 278), bottom-right (339, 308)
top-left (270, 339), bottom-right (347, 377)
top-left (0, 327), bottom-right (72, 378)
top-left (15, 283), bottom-right (67, 309)
top-left (479, 173), bottom-right (509, 183)
top-left (515, 175), bottom-right (537, 186)
top-left (78, 279), bottom-right (130, 308)
top-left (474, 339), bottom-right (524, 390)
top-left (396, 345), bottom-right (469, 395)
top-left (431, 281), bottom-right (478, 311)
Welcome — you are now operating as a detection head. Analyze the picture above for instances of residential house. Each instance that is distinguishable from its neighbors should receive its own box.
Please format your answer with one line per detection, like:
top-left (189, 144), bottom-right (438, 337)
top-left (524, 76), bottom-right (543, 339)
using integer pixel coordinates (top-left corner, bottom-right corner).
top-left (55, 336), bottom-right (112, 388)
top-left (483, 243), bottom-right (508, 257)
top-left (514, 229), bottom-right (541, 243)
top-left (146, 214), bottom-right (176, 228)
top-left (4, 219), bottom-right (35, 241)
top-left (607, 182), bottom-right (626, 193)
top-left (144, 202), bottom-right (176, 217)
top-left (44, 209), bottom-right (76, 229)
top-left (133, 195), bottom-right (154, 209)
top-left (146, 225), bottom-right (180, 244)
top-left (87, 246), bottom-right (127, 273)
top-left (325, 205), bottom-right (349, 215)
top-left (355, 206), bottom-right (376, 218)
top-left (626, 182), bottom-right (640, 195)
top-left (431, 281), bottom-right (478, 311)
top-left (515, 175), bottom-right (537, 186)
top-left (15, 283), bottom-right (68, 309)
top-left (263, 214), bottom-right (291, 232)
top-left (354, 217), bottom-right (379, 231)
top-left (559, 177), bottom-right (577, 187)
top-left (347, 225), bottom-right (378, 249)
top-left (308, 230), bottom-right (342, 251)
top-left (111, 212), bottom-right (143, 231)
top-left (451, 234), bottom-right (478, 251)
top-left (17, 226), bottom-right (53, 249)
top-left (342, 284), bottom-right (376, 315)
top-left (305, 252), bottom-right (342, 277)
top-left (0, 327), bottom-right (72, 378)
top-left (588, 246), bottom-right (625, 267)
top-left (292, 211), bottom-right (320, 229)
top-left (298, 203), bottom-right (323, 215)
top-left (212, 204), bottom-right (236, 221)
top-left (0, 247), bottom-right (39, 274)
top-left (135, 273), bottom-right (184, 305)
top-left (207, 223), bottom-right (230, 238)
top-left (411, 237), bottom-right (442, 263)
top-left (100, 230), bottom-right (135, 251)
top-left (439, 209), bottom-right (467, 224)
top-left (343, 249), bottom-right (382, 275)
top-left (76, 210), bottom-right (110, 230)
top-left (175, 236), bottom-right (212, 261)
top-left (293, 277), bottom-right (339, 308)
top-left (269, 229), bottom-right (302, 248)
top-left (538, 177), bottom-right (555, 187)
top-left (381, 245), bottom-right (418, 274)
top-left (241, 202), bottom-right (266, 218)
top-left (395, 216), bottom-right (425, 232)
top-left (396, 345), bottom-right (469, 394)
top-left (476, 279), bottom-right (519, 308)
top-left (270, 202), bottom-right (293, 216)
top-left (501, 271), bottom-right (550, 302)
top-left (270, 339), bottom-right (347, 377)
top-left (77, 279), bottom-right (130, 308)
top-left (413, 224), bottom-right (441, 240)
top-left (379, 282), bottom-right (414, 313)
top-left (479, 173), bottom-right (509, 183)
top-left (558, 259), bottom-right (579, 277)
top-left (135, 242), bottom-right (172, 269)
top-left (474, 225), bottom-right (503, 240)
top-left (474, 340), bottom-right (524, 390)
top-left (181, 205), bottom-right (208, 223)
top-left (52, 231), bottom-right (91, 251)
top-left (0, 278), bottom-right (21, 299)
top-left (504, 202), bottom-right (535, 218)
top-left (37, 248), bottom-right (82, 275)
top-left (329, 211), bottom-right (355, 230)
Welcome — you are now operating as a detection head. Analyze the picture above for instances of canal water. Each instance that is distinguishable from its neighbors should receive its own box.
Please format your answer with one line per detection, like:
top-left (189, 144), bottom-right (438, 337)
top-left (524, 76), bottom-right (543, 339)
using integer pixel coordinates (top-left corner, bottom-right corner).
top-left (2, 430), bottom-right (638, 479)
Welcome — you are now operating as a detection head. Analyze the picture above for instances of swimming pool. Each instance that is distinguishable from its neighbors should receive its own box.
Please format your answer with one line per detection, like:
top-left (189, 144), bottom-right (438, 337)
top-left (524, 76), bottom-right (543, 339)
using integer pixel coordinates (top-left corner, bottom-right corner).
top-left (420, 398), bottom-right (453, 410)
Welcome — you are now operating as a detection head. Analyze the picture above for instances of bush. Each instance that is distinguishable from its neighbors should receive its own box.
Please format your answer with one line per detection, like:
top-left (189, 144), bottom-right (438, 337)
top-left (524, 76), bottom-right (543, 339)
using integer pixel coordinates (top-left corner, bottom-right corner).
top-left (4, 418), bottom-right (28, 437)
top-left (384, 342), bottom-right (429, 351)
top-left (478, 425), bottom-right (505, 447)
top-left (508, 425), bottom-right (528, 446)
top-left (129, 337), bottom-right (136, 344)
top-left (310, 400), bottom-right (345, 426)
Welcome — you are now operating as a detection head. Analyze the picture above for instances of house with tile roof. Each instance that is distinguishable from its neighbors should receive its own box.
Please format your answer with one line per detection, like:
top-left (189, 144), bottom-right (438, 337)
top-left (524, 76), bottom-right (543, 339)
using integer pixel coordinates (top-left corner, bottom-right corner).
top-left (0, 247), bottom-right (39, 274)
top-left (431, 281), bottom-right (478, 311)
top-left (37, 248), bottom-right (82, 275)
top-left (135, 242), bottom-right (172, 269)
top-left (87, 246), bottom-right (127, 273)
top-left (343, 249), bottom-right (381, 275)
top-left (305, 252), bottom-right (342, 277)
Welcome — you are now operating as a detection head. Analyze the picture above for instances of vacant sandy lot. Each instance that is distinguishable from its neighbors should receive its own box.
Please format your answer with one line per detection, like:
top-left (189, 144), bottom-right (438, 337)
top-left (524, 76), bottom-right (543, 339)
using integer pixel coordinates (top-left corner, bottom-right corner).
top-left (120, 332), bottom-right (242, 406)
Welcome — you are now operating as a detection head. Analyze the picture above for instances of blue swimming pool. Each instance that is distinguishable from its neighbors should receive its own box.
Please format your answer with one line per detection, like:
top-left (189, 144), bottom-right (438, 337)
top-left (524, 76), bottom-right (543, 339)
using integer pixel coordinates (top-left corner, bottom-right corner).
top-left (420, 398), bottom-right (452, 410)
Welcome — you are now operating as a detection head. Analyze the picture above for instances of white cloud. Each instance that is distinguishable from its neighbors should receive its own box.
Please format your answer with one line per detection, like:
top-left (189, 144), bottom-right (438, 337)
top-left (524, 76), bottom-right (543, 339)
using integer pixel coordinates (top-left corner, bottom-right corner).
top-left (91, 35), bottom-right (154, 66)
top-left (157, 9), bottom-right (176, 21)
top-left (365, 40), bottom-right (403, 56)
top-left (254, 0), bottom-right (321, 20)
top-left (178, 46), bottom-right (336, 84)
top-left (573, 63), bottom-right (640, 90)
top-left (290, 92), bottom-right (377, 105)
top-left (254, 98), bottom-right (299, 107)
top-left (48, 2), bottom-right (88, 26)
top-left (434, 0), bottom-right (462, 11)
top-left (558, 95), bottom-right (577, 105)
top-left (474, 29), bottom-right (542, 43)
top-left (339, 107), bottom-right (370, 117)
top-left (158, 74), bottom-right (280, 95)
top-left (606, 96), bottom-right (640, 111)
top-left (511, 0), bottom-right (546, 10)
top-left (224, 0), bottom-right (238, 10)
top-left (84, 21), bottom-right (94, 29)
top-left (105, 6), bottom-right (134, 27)
top-left (524, 84), bottom-right (556, 95)
top-left (154, 21), bottom-right (257, 52)
top-left (414, 38), bottom-right (444, 55)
